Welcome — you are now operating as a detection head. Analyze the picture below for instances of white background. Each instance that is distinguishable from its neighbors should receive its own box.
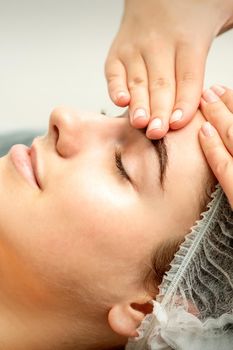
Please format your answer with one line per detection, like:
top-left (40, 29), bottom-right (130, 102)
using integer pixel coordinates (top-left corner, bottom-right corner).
top-left (0, 0), bottom-right (233, 132)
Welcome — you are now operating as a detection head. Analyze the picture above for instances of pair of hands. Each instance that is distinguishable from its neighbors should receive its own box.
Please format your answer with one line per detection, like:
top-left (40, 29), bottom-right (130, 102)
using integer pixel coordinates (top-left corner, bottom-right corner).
top-left (105, 0), bottom-right (233, 140)
top-left (105, 0), bottom-right (233, 208)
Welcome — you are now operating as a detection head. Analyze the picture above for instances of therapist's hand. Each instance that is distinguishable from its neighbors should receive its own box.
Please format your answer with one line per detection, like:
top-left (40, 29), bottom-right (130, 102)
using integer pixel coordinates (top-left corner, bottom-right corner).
top-left (105, 0), bottom-right (233, 139)
top-left (199, 86), bottom-right (233, 208)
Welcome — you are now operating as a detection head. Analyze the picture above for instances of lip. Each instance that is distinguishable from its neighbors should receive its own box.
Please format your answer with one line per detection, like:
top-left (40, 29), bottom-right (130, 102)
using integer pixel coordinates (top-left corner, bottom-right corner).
top-left (30, 143), bottom-right (42, 190)
top-left (9, 144), bottom-right (41, 190)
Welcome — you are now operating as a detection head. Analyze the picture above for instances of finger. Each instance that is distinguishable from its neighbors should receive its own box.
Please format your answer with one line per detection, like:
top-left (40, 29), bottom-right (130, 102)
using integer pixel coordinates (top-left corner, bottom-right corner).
top-left (170, 43), bottom-right (207, 130)
top-left (211, 85), bottom-right (233, 112)
top-left (143, 47), bottom-right (176, 139)
top-left (200, 88), bottom-right (233, 156)
top-left (124, 54), bottom-right (150, 129)
top-left (105, 58), bottom-right (130, 107)
top-left (199, 122), bottom-right (233, 208)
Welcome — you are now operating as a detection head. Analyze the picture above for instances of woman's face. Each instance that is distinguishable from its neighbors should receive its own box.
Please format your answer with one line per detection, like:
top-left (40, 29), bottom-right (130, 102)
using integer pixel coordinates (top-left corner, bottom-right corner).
top-left (0, 107), bottom-right (210, 316)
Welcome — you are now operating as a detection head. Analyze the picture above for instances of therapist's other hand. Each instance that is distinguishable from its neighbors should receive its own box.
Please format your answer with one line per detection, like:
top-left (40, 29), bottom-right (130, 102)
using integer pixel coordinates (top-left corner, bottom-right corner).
top-left (199, 86), bottom-right (233, 208)
top-left (105, 0), bottom-right (233, 139)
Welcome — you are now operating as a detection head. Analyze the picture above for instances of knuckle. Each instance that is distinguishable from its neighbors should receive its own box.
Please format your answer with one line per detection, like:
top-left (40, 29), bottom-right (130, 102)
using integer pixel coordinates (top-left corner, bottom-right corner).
top-left (143, 40), bottom-right (163, 54)
top-left (128, 77), bottom-right (147, 89)
top-left (214, 159), bottom-right (231, 178)
top-left (120, 47), bottom-right (137, 60)
top-left (106, 73), bottom-right (121, 84)
top-left (149, 77), bottom-right (171, 91)
top-left (178, 71), bottom-right (198, 84)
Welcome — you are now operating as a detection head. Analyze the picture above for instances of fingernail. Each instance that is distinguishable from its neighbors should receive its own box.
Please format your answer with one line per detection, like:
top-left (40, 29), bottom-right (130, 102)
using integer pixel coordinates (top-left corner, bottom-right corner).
top-left (116, 91), bottom-right (127, 101)
top-left (170, 109), bottom-right (183, 124)
top-left (133, 108), bottom-right (147, 121)
top-left (148, 118), bottom-right (162, 131)
top-left (211, 85), bottom-right (226, 97)
top-left (201, 122), bottom-right (214, 137)
top-left (202, 89), bottom-right (220, 103)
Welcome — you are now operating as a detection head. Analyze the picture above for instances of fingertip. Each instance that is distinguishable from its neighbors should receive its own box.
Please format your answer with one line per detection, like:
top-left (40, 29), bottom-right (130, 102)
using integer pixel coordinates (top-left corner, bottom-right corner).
top-left (171, 77), bottom-right (203, 129)
top-left (170, 109), bottom-right (183, 123)
top-left (146, 130), bottom-right (165, 140)
top-left (114, 91), bottom-right (130, 107)
top-left (169, 112), bottom-right (192, 130)
top-left (169, 109), bottom-right (184, 129)
top-left (210, 85), bottom-right (226, 97)
top-left (200, 121), bottom-right (215, 138)
top-left (131, 116), bottom-right (149, 129)
top-left (130, 108), bottom-right (150, 128)
top-left (146, 125), bottom-right (168, 140)
top-left (169, 103), bottom-right (198, 130)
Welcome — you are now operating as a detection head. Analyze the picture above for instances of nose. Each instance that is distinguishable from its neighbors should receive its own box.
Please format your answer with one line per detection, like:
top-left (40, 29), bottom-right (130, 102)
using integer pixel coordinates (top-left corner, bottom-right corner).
top-left (48, 106), bottom-right (129, 158)
top-left (49, 107), bottom-right (84, 157)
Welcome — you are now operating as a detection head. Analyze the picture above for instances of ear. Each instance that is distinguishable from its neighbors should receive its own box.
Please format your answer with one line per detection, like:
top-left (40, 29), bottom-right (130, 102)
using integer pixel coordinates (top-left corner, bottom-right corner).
top-left (108, 299), bottom-right (153, 338)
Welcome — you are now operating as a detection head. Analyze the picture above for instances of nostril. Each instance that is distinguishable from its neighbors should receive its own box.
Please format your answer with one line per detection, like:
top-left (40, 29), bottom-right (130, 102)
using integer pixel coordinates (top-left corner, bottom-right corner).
top-left (53, 125), bottom-right (63, 156)
top-left (53, 125), bottom-right (59, 144)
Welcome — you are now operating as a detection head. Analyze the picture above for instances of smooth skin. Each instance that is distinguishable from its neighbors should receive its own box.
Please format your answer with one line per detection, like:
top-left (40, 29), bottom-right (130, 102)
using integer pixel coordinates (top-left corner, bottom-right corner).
top-left (0, 88), bottom-right (231, 350)
top-left (200, 85), bottom-right (233, 208)
top-left (105, 0), bottom-right (233, 139)
top-left (0, 106), bottom-right (212, 350)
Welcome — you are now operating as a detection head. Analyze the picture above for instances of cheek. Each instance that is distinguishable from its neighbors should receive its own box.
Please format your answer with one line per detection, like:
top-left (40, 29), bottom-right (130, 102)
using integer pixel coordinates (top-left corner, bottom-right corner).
top-left (1, 162), bottom-right (164, 301)
top-left (24, 176), bottom-right (128, 262)
top-left (43, 175), bottom-right (156, 277)
top-left (56, 174), bottom-right (137, 246)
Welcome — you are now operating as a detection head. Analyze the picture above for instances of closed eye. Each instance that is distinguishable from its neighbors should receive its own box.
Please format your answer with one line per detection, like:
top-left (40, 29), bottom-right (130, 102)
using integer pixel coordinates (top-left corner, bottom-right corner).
top-left (115, 149), bottom-right (131, 182)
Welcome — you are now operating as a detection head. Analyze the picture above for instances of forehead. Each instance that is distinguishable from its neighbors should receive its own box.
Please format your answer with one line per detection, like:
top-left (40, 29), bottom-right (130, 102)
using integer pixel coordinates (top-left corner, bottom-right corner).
top-left (158, 111), bottom-right (209, 228)
top-left (165, 111), bottom-right (205, 172)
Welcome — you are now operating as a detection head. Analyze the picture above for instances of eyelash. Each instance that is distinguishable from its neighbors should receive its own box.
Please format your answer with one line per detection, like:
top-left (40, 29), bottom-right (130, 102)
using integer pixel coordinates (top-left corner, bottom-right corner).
top-left (115, 149), bottom-right (131, 182)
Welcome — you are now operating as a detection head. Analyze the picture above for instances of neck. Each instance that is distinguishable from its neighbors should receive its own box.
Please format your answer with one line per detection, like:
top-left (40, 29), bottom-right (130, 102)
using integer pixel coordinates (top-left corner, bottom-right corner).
top-left (0, 239), bottom-right (124, 350)
top-left (0, 307), bottom-right (72, 350)
top-left (0, 305), bottom-right (125, 350)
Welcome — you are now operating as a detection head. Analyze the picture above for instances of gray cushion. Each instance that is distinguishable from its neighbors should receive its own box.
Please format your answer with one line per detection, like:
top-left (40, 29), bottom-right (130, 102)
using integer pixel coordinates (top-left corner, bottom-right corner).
top-left (0, 130), bottom-right (44, 156)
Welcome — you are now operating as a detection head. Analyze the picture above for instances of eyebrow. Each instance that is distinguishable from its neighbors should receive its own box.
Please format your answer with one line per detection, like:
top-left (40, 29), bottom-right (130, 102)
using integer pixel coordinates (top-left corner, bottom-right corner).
top-left (139, 128), bottom-right (168, 189)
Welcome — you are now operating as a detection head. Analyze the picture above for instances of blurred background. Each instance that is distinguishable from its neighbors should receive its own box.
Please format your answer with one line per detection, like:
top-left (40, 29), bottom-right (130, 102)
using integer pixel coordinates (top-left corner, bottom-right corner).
top-left (0, 0), bottom-right (233, 133)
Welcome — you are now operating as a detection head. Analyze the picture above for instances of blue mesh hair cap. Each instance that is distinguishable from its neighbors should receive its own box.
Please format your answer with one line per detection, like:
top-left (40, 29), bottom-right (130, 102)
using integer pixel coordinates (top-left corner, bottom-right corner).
top-left (126, 185), bottom-right (233, 350)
